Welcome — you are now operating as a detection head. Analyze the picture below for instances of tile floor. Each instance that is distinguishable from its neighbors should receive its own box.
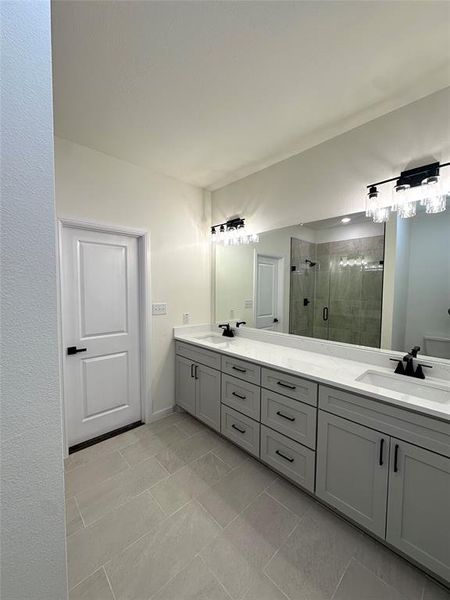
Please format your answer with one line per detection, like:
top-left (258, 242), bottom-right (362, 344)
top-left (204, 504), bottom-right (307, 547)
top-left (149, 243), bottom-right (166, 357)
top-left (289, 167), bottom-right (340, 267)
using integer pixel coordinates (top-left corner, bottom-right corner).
top-left (65, 412), bottom-right (449, 600)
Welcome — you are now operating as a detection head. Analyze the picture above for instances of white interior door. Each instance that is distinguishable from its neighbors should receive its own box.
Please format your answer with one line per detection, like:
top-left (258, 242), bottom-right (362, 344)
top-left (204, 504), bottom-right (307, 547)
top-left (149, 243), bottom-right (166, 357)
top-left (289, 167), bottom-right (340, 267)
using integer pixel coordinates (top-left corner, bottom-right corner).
top-left (255, 254), bottom-right (280, 329)
top-left (62, 226), bottom-right (141, 446)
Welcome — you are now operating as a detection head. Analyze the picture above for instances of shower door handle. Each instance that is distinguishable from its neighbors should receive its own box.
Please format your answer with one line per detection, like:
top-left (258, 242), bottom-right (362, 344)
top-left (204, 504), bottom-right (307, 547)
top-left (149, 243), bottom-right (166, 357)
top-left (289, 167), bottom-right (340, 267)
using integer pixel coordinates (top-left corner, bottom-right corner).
top-left (322, 307), bottom-right (329, 321)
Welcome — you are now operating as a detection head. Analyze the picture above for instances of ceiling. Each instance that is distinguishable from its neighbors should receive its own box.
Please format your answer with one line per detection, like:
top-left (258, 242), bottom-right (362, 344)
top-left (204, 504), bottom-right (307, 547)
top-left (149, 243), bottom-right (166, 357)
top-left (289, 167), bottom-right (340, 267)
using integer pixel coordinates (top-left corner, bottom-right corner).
top-left (51, 1), bottom-right (450, 190)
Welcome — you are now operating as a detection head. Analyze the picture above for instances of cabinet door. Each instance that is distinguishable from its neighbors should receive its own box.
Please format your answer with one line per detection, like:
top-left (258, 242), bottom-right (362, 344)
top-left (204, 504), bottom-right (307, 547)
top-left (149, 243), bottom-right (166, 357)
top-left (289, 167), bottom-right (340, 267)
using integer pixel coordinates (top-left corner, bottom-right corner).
top-left (387, 439), bottom-right (450, 581)
top-left (195, 363), bottom-right (221, 432)
top-left (316, 411), bottom-right (389, 538)
top-left (175, 355), bottom-right (196, 415)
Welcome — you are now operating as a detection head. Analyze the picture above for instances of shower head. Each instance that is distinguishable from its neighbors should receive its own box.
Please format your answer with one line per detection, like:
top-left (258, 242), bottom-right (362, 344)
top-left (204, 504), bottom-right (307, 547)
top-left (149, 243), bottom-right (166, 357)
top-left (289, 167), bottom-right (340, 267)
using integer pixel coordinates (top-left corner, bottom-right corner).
top-left (305, 259), bottom-right (317, 267)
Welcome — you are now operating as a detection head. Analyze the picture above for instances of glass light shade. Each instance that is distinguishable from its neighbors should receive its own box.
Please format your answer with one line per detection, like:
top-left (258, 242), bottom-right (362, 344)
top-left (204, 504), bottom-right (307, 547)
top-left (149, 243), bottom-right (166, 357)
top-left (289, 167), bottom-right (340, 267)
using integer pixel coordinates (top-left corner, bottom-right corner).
top-left (425, 195), bottom-right (446, 214)
top-left (372, 206), bottom-right (390, 223)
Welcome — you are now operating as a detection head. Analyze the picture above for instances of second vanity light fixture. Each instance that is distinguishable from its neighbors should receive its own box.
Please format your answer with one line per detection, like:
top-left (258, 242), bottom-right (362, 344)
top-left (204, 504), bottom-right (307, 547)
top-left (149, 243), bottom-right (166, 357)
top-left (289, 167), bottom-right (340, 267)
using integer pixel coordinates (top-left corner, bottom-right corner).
top-left (210, 217), bottom-right (259, 246)
top-left (366, 161), bottom-right (450, 223)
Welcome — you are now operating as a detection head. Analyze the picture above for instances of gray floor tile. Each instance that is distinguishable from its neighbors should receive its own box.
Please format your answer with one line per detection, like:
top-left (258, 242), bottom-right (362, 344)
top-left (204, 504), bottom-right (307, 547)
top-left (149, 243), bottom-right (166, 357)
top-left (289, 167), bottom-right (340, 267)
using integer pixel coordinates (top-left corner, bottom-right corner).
top-left (151, 451), bottom-right (231, 515)
top-left (354, 533), bottom-right (426, 600)
top-left (105, 501), bottom-right (221, 600)
top-left (197, 459), bottom-right (277, 527)
top-left (153, 555), bottom-right (231, 600)
top-left (64, 430), bottom-right (142, 472)
top-left (201, 492), bottom-right (298, 599)
top-left (69, 568), bottom-right (114, 600)
top-left (265, 504), bottom-right (361, 600)
top-left (242, 574), bottom-right (289, 600)
top-left (66, 496), bottom-right (84, 537)
top-left (211, 438), bottom-right (249, 469)
top-left (67, 491), bottom-right (165, 589)
top-left (65, 451), bottom-right (129, 498)
top-left (332, 559), bottom-right (406, 600)
top-left (155, 430), bottom-right (222, 474)
top-left (76, 455), bottom-right (169, 525)
top-left (120, 424), bottom-right (189, 466)
top-left (423, 579), bottom-right (450, 600)
top-left (265, 477), bottom-right (315, 518)
top-left (174, 414), bottom-right (210, 437)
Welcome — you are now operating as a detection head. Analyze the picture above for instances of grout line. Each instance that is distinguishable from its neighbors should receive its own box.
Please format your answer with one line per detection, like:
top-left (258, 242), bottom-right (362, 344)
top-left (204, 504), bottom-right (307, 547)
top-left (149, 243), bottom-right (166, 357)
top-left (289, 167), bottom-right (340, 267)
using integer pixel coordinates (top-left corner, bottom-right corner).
top-left (263, 571), bottom-right (291, 600)
top-left (329, 555), bottom-right (354, 600)
top-left (102, 566), bottom-right (117, 600)
top-left (197, 554), bottom-right (234, 600)
top-left (193, 497), bottom-right (225, 532)
top-left (73, 495), bottom-right (87, 530)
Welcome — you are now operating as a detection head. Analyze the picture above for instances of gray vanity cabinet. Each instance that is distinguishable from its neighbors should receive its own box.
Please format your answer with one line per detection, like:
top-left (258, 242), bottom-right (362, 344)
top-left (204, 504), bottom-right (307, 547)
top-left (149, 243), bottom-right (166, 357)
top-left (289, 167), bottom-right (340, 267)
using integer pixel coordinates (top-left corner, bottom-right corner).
top-left (175, 355), bottom-right (196, 414)
top-left (175, 354), bottom-right (221, 432)
top-left (195, 363), bottom-right (221, 432)
top-left (386, 439), bottom-right (450, 581)
top-left (316, 411), bottom-right (389, 538)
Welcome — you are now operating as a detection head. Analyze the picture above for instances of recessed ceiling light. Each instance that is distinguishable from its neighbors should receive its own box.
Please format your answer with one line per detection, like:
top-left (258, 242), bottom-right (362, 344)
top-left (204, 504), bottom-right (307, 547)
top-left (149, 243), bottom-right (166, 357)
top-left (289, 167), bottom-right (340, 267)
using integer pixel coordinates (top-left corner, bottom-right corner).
top-left (341, 217), bottom-right (351, 224)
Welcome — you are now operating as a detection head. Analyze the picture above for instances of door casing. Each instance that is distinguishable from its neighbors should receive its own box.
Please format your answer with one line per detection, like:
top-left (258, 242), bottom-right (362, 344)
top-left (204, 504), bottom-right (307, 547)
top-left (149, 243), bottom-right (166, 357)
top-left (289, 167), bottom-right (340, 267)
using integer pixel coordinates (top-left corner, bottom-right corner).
top-left (57, 218), bottom-right (151, 457)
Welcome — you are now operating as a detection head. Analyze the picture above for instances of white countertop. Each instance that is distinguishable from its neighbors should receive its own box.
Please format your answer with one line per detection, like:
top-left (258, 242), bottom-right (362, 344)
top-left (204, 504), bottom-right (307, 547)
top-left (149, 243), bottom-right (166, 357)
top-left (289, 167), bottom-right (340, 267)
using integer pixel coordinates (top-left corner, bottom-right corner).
top-left (174, 327), bottom-right (450, 422)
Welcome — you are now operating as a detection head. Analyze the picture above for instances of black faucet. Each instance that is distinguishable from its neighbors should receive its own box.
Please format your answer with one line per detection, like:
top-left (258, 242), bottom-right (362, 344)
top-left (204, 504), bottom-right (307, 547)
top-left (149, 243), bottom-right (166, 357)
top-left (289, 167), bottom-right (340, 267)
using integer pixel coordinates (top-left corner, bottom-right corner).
top-left (218, 323), bottom-right (234, 338)
top-left (390, 346), bottom-right (433, 379)
top-left (236, 321), bottom-right (246, 328)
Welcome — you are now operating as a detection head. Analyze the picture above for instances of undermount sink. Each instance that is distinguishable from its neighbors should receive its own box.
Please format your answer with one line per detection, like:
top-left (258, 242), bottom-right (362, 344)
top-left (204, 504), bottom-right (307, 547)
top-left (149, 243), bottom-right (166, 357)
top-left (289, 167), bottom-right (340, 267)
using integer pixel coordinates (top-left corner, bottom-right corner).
top-left (356, 370), bottom-right (450, 403)
top-left (196, 334), bottom-right (230, 345)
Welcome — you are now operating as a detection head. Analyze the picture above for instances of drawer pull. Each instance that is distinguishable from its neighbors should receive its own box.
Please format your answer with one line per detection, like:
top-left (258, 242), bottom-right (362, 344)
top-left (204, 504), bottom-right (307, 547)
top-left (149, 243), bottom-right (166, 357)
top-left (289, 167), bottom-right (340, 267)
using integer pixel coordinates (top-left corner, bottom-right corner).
top-left (394, 444), bottom-right (399, 473)
top-left (275, 449), bottom-right (294, 463)
top-left (231, 423), bottom-right (246, 434)
top-left (277, 381), bottom-right (296, 390)
top-left (379, 438), bottom-right (385, 466)
top-left (232, 391), bottom-right (246, 400)
top-left (276, 410), bottom-right (295, 422)
top-left (232, 366), bottom-right (247, 373)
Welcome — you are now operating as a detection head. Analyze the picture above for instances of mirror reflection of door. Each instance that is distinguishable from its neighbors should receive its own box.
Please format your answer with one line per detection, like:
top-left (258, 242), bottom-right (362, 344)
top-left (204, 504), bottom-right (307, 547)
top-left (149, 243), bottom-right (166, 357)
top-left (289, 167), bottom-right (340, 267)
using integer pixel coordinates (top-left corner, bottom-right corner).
top-left (255, 254), bottom-right (282, 330)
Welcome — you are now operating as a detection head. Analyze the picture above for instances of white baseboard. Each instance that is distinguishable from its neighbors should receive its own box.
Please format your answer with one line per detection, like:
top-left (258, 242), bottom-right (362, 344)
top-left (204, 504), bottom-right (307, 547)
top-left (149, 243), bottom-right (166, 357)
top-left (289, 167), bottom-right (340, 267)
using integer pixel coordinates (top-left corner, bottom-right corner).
top-left (147, 406), bottom-right (176, 423)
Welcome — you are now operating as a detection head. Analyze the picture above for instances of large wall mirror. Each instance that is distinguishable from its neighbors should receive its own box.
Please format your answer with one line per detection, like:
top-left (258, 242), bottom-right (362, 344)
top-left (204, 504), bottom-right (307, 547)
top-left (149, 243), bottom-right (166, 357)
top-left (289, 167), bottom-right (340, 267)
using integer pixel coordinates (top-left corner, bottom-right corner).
top-left (214, 201), bottom-right (450, 359)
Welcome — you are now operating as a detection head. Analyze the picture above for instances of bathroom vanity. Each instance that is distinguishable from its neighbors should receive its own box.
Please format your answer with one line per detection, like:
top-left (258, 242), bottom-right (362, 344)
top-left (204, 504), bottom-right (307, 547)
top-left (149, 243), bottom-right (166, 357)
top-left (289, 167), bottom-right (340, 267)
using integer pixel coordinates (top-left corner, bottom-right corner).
top-left (174, 326), bottom-right (450, 584)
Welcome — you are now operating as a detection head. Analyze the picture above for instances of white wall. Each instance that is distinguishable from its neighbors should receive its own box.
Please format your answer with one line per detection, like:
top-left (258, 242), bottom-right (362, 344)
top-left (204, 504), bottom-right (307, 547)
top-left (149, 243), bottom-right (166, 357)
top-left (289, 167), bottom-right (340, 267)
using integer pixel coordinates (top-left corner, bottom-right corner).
top-left (211, 88), bottom-right (450, 233)
top-left (54, 137), bottom-right (211, 417)
top-left (0, 3), bottom-right (68, 599)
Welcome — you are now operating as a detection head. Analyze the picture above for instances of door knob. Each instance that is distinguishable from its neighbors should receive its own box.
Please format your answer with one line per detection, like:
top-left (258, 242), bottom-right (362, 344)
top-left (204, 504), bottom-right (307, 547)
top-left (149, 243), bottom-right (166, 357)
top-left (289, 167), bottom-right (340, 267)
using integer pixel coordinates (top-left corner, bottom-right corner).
top-left (273, 318), bottom-right (279, 323)
top-left (67, 346), bottom-right (87, 355)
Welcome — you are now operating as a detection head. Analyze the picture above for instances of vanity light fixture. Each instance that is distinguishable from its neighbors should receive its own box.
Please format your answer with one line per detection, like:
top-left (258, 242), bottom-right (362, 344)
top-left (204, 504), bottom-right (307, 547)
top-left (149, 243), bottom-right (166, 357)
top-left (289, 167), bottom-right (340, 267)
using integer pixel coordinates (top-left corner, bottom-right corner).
top-left (365, 161), bottom-right (450, 223)
top-left (210, 217), bottom-right (259, 246)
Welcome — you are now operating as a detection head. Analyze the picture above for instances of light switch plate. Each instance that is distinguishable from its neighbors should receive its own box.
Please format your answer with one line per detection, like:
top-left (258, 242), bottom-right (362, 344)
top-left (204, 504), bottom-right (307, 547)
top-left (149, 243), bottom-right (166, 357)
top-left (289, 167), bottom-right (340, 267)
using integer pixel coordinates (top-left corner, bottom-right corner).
top-left (244, 299), bottom-right (253, 309)
top-left (182, 312), bottom-right (190, 324)
top-left (152, 303), bottom-right (167, 315)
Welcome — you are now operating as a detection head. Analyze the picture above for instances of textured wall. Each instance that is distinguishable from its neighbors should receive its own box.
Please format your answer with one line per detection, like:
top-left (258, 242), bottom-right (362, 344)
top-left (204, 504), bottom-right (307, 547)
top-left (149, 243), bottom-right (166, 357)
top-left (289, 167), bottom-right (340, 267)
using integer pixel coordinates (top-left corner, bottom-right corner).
top-left (0, 2), bottom-right (68, 599)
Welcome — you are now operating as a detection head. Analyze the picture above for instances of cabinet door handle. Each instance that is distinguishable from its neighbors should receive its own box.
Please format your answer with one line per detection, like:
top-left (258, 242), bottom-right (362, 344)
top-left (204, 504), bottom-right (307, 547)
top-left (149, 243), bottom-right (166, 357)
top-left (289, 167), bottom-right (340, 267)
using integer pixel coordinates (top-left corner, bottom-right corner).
top-left (231, 423), bottom-right (246, 434)
top-left (190, 364), bottom-right (195, 378)
top-left (379, 438), bottom-right (385, 466)
top-left (322, 306), bottom-right (329, 321)
top-left (393, 444), bottom-right (399, 473)
top-left (232, 366), bottom-right (247, 373)
top-left (194, 365), bottom-right (199, 380)
top-left (232, 391), bottom-right (246, 400)
top-left (275, 449), bottom-right (294, 463)
top-left (277, 381), bottom-right (296, 390)
top-left (276, 411), bottom-right (295, 422)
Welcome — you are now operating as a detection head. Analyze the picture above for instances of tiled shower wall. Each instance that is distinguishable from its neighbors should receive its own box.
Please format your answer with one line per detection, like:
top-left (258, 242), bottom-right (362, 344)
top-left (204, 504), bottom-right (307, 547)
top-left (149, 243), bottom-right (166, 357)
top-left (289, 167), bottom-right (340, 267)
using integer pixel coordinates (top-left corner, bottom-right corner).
top-left (290, 235), bottom-right (384, 348)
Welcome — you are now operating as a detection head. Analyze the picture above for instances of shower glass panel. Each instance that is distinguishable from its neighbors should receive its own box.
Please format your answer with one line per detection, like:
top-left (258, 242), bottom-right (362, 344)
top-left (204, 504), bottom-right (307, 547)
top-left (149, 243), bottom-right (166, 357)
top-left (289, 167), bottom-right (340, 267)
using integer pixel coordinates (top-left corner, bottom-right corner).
top-left (289, 234), bottom-right (384, 347)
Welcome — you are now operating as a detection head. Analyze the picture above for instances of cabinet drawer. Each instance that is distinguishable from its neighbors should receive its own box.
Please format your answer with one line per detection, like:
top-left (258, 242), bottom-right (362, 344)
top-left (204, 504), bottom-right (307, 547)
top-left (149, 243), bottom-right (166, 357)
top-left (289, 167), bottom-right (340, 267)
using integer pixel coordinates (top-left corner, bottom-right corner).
top-left (221, 405), bottom-right (260, 458)
top-left (260, 425), bottom-right (315, 492)
top-left (221, 355), bottom-right (261, 385)
top-left (319, 385), bottom-right (450, 458)
top-left (222, 374), bottom-right (261, 421)
top-left (261, 389), bottom-right (316, 449)
top-left (262, 368), bottom-right (317, 406)
top-left (175, 341), bottom-right (221, 370)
